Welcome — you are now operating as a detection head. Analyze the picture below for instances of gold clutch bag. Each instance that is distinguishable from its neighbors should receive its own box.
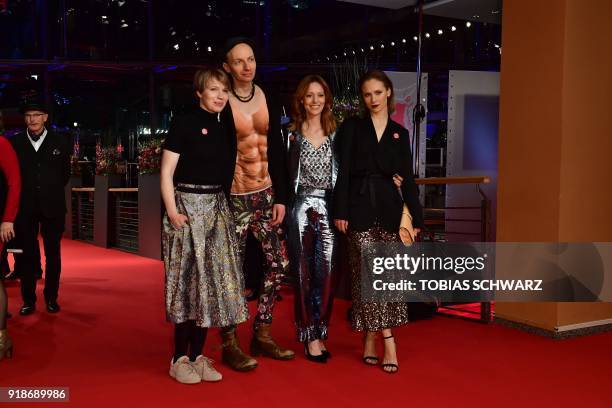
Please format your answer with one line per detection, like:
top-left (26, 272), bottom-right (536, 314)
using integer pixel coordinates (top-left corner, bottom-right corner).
top-left (399, 204), bottom-right (416, 245)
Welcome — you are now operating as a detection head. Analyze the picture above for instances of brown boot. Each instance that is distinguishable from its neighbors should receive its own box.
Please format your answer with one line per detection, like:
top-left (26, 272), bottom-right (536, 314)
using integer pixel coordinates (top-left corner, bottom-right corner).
top-left (250, 324), bottom-right (295, 360)
top-left (220, 327), bottom-right (258, 372)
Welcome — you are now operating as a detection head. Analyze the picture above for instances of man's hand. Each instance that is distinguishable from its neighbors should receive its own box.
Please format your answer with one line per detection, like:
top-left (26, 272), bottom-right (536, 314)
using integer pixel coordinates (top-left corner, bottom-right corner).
top-left (0, 222), bottom-right (15, 243)
top-left (271, 204), bottom-right (286, 226)
top-left (334, 219), bottom-right (348, 234)
top-left (168, 213), bottom-right (189, 230)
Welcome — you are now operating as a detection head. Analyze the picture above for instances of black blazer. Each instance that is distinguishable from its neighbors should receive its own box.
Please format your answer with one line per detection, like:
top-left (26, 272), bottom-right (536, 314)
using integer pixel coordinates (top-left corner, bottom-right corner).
top-left (10, 130), bottom-right (71, 219)
top-left (225, 84), bottom-right (289, 205)
top-left (333, 116), bottom-right (424, 232)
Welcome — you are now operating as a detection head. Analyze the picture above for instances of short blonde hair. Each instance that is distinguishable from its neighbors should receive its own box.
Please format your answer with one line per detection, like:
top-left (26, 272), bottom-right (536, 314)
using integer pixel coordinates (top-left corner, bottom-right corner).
top-left (193, 68), bottom-right (231, 93)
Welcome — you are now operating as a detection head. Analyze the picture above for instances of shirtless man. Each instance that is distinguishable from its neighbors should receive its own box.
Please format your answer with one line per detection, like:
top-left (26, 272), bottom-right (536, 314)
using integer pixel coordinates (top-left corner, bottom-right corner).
top-left (219, 38), bottom-right (294, 372)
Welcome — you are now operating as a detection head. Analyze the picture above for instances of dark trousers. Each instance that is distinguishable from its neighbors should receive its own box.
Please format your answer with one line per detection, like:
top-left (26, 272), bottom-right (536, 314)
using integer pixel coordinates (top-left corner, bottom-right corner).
top-left (16, 211), bottom-right (64, 305)
top-left (0, 247), bottom-right (8, 276)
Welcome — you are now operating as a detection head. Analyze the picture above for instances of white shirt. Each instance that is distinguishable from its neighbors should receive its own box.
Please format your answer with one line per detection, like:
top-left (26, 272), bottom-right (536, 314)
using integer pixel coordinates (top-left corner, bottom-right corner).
top-left (27, 127), bottom-right (48, 152)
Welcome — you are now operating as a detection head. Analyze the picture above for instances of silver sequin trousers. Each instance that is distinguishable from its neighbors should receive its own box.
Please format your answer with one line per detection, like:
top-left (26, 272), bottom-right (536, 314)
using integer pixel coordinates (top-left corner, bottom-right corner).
top-left (288, 188), bottom-right (336, 342)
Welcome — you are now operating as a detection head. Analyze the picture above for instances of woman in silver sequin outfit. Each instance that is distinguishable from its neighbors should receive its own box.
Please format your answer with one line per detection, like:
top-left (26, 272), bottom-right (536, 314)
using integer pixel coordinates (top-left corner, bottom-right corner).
top-left (161, 69), bottom-right (248, 384)
top-left (333, 70), bottom-right (424, 374)
top-left (287, 75), bottom-right (338, 363)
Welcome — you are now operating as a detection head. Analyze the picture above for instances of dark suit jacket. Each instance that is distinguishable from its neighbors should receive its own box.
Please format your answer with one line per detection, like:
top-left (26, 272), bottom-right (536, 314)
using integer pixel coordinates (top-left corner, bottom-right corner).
top-left (333, 116), bottom-right (424, 232)
top-left (261, 86), bottom-right (289, 205)
top-left (10, 129), bottom-right (71, 219)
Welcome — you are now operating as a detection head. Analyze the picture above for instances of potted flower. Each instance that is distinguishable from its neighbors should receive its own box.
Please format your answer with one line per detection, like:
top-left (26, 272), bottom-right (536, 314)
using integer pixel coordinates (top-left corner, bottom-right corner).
top-left (137, 137), bottom-right (164, 260)
top-left (93, 143), bottom-right (124, 247)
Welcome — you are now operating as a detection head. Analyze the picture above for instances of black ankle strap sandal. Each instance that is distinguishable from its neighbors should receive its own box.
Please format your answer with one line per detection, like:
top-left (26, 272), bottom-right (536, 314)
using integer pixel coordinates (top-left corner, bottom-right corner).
top-left (381, 363), bottom-right (399, 373)
top-left (363, 333), bottom-right (378, 365)
top-left (382, 335), bottom-right (398, 374)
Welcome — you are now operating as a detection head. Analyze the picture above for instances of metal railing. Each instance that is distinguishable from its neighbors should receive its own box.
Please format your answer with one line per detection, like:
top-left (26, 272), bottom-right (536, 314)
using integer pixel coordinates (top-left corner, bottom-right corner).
top-left (71, 187), bottom-right (95, 242)
top-left (109, 188), bottom-right (139, 253)
top-left (416, 176), bottom-right (492, 323)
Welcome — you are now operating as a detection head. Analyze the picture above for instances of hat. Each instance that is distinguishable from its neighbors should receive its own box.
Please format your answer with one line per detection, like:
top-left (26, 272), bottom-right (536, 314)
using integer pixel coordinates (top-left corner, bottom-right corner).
top-left (219, 37), bottom-right (257, 63)
top-left (20, 95), bottom-right (48, 114)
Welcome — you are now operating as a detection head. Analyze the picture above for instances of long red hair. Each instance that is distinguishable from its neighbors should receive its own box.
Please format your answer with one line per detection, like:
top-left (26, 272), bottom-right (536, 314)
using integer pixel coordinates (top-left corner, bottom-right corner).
top-left (289, 75), bottom-right (337, 136)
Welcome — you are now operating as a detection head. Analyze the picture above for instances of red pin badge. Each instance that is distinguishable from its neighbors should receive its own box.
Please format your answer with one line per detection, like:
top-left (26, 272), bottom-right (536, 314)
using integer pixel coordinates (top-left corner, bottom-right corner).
top-left (201, 128), bottom-right (208, 135)
top-left (393, 132), bottom-right (400, 139)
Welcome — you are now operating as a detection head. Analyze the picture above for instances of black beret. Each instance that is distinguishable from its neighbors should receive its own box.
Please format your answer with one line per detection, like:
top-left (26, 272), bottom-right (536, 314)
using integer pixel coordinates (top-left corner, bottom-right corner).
top-left (219, 37), bottom-right (257, 63)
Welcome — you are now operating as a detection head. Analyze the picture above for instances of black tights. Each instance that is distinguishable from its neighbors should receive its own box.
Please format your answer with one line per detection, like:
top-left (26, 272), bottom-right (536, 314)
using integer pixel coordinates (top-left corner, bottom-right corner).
top-left (0, 280), bottom-right (7, 331)
top-left (174, 320), bottom-right (208, 363)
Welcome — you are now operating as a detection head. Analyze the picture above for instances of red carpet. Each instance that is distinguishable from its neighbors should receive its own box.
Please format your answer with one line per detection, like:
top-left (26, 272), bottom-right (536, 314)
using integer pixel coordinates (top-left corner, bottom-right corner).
top-left (2, 239), bottom-right (611, 407)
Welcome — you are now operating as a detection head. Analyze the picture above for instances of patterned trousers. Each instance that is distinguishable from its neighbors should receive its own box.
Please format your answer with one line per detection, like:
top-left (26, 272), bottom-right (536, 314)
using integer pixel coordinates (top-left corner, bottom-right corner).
top-left (231, 186), bottom-right (289, 329)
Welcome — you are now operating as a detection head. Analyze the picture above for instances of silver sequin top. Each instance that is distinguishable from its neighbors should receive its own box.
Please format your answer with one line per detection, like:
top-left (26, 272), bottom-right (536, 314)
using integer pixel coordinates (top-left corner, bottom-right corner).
top-left (298, 137), bottom-right (333, 189)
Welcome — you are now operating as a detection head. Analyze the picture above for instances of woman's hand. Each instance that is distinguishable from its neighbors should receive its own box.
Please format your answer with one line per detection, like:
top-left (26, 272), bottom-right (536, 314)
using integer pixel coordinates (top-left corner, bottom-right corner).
top-left (334, 219), bottom-right (349, 234)
top-left (168, 212), bottom-right (189, 230)
top-left (271, 204), bottom-right (286, 226)
top-left (393, 174), bottom-right (404, 188)
top-left (0, 222), bottom-right (15, 243)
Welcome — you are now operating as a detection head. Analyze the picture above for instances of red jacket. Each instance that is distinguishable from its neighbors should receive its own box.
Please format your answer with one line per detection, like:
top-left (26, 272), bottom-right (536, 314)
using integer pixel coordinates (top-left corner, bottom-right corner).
top-left (0, 135), bottom-right (21, 223)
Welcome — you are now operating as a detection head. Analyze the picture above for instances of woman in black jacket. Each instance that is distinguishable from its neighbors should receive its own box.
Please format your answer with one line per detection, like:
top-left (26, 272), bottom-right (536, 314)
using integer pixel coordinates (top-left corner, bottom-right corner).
top-left (333, 70), bottom-right (424, 374)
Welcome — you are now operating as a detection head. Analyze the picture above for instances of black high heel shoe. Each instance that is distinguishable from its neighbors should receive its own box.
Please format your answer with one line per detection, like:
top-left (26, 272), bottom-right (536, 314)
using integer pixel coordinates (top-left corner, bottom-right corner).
top-left (362, 333), bottom-right (378, 366)
top-left (304, 343), bottom-right (327, 364)
top-left (381, 335), bottom-right (399, 374)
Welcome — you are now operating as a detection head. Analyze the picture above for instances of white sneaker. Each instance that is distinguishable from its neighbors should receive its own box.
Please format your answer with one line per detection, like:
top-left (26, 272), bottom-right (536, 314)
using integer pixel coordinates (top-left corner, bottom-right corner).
top-left (169, 356), bottom-right (201, 384)
top-left (191, 355), bottom-right (223, 382)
